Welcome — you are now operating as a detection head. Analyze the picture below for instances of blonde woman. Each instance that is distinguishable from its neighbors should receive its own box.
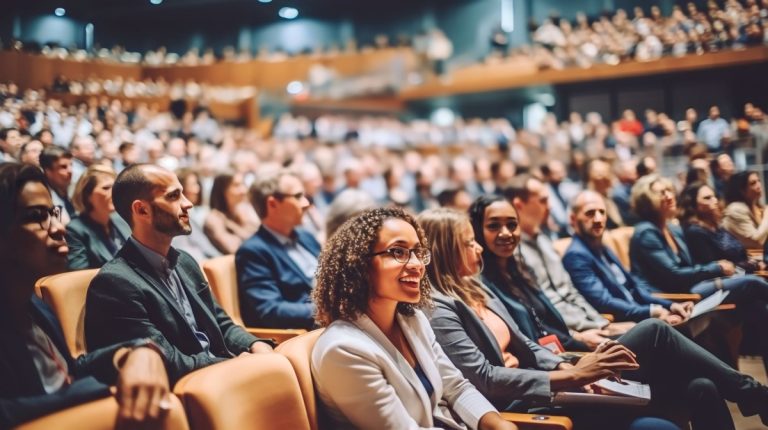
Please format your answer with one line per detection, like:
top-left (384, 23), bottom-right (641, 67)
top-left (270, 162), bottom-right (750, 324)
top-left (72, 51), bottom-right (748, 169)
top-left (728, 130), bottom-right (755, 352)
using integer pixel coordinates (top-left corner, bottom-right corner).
top-left (66, 164), bottom-right (130, 269)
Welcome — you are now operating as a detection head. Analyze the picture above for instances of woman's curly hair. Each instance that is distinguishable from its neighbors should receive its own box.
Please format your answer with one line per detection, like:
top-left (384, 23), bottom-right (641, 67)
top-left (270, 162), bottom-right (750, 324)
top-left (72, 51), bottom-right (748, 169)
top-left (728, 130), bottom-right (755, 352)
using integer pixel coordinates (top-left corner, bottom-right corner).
top-left (313, 207), bottom-right (432, 326)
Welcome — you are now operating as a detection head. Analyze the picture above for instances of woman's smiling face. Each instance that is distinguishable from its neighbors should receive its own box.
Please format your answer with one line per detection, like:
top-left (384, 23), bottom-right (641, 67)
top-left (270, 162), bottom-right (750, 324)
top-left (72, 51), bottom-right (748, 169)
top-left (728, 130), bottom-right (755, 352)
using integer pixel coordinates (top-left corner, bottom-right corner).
top-left (482, 200), bottom-right (521, 259)
top-left (368, 218), bottom-right (427, 307)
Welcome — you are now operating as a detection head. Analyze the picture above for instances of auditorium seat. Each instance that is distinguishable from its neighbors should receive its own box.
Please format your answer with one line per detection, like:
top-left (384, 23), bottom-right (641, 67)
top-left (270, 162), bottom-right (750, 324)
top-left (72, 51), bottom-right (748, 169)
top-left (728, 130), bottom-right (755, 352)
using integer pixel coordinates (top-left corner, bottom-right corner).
top-left (201, 255), bottom-right (306, 344)
top-left (604, 226), bottom-right (634, 270)
top-left (37, 269), bottom-right (100, 358)
top-left (173, 354), bottom-right (311, 430)
top-left (276, 330), bottom-right (574, 430)
top-left (14, 394), bottom-right (189, 430)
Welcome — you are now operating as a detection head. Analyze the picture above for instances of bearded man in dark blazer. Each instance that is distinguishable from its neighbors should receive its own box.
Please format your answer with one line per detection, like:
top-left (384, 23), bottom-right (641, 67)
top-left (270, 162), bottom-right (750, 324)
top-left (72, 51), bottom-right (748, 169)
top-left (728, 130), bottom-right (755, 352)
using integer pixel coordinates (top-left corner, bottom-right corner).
top-left (85, 164), bottom-right (273, 384)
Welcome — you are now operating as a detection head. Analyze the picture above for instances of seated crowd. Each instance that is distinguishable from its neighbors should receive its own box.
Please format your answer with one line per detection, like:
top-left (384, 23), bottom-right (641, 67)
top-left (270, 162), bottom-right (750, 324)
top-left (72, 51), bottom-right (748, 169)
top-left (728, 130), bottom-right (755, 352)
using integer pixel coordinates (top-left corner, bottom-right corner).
top-left (2, 82), bottom-right (768, 429)
top-left (529, 0), bottom-right (768, 69)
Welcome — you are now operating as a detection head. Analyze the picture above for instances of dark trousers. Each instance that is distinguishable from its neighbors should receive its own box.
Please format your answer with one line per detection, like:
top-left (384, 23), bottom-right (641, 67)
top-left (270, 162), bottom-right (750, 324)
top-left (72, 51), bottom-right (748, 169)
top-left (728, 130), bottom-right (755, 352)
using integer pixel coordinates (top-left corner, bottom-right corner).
top-left (690, 274), bottom-right (768, 374)
top-left (620, 319), bottom-right (766, 430)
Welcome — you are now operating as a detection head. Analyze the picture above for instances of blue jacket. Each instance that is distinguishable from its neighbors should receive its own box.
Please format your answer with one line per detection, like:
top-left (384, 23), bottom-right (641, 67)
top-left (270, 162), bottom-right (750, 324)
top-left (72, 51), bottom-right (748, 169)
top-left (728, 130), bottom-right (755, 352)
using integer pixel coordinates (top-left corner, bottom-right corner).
top-left (563, 234), bottom-right (672, 322)
top-left (236, 227), bottom-right (320, 329)
top-left (629, 221), bottom-right (723, 293)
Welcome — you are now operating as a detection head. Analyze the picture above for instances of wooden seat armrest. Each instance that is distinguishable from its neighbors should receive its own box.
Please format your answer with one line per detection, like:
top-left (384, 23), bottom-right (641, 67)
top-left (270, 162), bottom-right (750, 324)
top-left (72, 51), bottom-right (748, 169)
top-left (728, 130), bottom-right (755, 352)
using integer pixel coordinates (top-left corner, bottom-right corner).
top-left (753, 270), bottom-right (768, 278)
top-left (715, 304), bottom-right (736, 311)
top-left (500, 412), bottom-right (573, 430)
top-left (651, 293), bottom-right (702, 302)
top-left (246, 328), bottom-right (307, 344)
top-left (600, 313), bottom-right (615, 322)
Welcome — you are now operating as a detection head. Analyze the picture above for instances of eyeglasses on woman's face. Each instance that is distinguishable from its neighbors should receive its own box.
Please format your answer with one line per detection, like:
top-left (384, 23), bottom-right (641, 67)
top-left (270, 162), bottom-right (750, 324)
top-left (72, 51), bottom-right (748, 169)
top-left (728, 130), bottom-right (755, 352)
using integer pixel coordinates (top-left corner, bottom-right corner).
top-left (371, 245), bottom-right (431, 266)
top-left (19, 205), bottom-right (63, 231)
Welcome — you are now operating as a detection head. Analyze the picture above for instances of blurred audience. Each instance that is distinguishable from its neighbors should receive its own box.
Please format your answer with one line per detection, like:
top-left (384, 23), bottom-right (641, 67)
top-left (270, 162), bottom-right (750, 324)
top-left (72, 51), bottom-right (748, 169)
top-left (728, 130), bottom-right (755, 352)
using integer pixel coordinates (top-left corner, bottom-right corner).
top-left (203, 172), bottom-right (259, 255)
top-left (66, 164), bottom-right (130, 270)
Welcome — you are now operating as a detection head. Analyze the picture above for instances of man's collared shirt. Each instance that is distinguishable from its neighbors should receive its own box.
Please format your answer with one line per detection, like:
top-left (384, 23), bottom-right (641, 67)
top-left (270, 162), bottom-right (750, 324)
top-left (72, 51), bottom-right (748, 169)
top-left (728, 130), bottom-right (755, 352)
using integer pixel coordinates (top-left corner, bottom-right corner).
top-left (130, 237), bottom-right (213, 356)
top-left (262, 225), bottom-right (318, 282)
top-left (520, 232), bottom-right (609, 331)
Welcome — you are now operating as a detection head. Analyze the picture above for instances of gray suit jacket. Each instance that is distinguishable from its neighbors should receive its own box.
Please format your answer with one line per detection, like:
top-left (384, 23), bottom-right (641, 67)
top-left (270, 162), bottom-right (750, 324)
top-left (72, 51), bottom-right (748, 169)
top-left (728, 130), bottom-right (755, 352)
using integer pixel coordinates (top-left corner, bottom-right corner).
top-left (427, 287), bottom-right (563, 411)
top-left (520, 232), bottom-right (609, 331)
top-left (311, 311), bottom-right (496, 430)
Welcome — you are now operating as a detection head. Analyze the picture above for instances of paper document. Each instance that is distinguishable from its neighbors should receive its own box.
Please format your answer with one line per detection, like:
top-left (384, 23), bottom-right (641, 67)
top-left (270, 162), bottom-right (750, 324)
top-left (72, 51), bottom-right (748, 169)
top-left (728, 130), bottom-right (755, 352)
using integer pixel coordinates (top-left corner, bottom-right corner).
top-left (551, 379), bottom-right (651, 407)
top-left (593, 378), bottom-right (651, 400)
top-left (690, 290), bottom-right (730, 319)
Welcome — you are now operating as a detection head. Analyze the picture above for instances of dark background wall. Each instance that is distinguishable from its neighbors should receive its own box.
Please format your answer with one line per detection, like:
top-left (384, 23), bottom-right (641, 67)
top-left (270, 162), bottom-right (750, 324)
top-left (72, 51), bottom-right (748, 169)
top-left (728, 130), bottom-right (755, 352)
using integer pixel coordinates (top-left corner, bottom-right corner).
top-left (3, 0), bottom-right (765, 123)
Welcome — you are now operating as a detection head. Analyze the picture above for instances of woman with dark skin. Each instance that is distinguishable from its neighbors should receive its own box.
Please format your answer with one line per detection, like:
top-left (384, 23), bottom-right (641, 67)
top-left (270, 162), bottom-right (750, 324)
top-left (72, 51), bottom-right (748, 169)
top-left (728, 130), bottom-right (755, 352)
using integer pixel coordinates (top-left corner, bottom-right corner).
top-left (0, 163), bottom-right (169, 427)
top-left (311, 207), bottom-right (515, 430)
top-left (464, 198), bottom-right (768, 430)
top-left (467, 195), bottom-right (589, 352)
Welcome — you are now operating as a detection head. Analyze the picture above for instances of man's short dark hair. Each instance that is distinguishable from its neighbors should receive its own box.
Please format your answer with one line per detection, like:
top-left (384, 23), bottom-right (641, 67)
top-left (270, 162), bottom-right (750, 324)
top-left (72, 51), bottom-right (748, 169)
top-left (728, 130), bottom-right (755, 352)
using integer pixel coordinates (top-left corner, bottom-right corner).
top-left (0, 127), bottom-right (19, 141)
top-left (112, 164), bottom-right (156, 226)
top-left (501, 173), bottom-right (536, 202)
top-left (39, 146), bottom-right (72, 170)
top-left (34, 129), bottom-right (52, 140)
top-left (119, 142), bottom-right (135, 153)
top-left (0, 163), bottom-right (47, 236)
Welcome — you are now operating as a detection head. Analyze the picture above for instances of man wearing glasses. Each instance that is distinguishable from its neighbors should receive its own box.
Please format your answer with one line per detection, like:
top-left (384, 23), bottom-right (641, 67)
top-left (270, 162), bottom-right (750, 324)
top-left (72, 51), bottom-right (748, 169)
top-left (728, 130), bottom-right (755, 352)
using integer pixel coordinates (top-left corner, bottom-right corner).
top-left (0, 163), bottom-right (169, 427)
top-left (236, 169), bottom-right (321, 329)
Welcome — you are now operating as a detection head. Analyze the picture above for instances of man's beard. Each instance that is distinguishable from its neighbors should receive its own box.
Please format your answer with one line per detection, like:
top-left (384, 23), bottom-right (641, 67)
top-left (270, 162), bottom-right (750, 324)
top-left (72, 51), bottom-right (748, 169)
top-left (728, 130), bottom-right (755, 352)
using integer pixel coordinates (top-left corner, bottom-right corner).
top-left (577, 220), bottom-right (604, 242)
top-left (151, 202), bottom-right (192, 237)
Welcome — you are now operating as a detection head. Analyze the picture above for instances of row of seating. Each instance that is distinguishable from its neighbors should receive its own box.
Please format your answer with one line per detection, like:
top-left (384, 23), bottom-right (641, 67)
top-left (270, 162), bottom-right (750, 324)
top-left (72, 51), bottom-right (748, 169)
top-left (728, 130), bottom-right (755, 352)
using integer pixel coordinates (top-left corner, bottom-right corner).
top-left (32, 255), bottom-right (305, 360)
top-left (17, 329), bottom-right (573, 429)
top-left (27, 266), bottom-right (574, 429)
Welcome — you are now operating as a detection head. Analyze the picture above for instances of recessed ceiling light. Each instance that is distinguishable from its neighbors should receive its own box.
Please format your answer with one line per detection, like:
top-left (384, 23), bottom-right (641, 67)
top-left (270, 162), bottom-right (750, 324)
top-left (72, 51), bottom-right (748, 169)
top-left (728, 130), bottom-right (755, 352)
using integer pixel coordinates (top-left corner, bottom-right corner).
top-left (258, 0), bottom-right (272, 3)
top-left (54, 8), bottom-right (66, 16)
top-left (278, 7), bottom-right (298, 19)
top-left (150, 0), bottom-right (163, 5)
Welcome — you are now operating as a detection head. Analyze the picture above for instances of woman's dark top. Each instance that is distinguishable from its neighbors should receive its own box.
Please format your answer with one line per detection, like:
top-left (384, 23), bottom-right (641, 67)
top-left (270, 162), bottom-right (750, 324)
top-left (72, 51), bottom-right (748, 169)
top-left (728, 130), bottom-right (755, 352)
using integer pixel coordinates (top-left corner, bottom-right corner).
top-left (684, 222), bottom-right (758, 272)
top-left (481, 263), bottom-right (589, 352)
top-left (413, 363), bottom-right (434, 398)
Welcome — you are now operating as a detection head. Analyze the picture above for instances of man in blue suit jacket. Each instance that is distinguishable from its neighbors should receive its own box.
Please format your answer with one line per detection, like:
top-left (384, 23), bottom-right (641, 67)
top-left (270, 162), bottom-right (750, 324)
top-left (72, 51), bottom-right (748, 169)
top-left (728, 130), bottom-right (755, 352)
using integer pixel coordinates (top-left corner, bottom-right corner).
top-left (236, 170), bottom-right (321, 329)
top-left (563, 191), bottom-right (692, 323)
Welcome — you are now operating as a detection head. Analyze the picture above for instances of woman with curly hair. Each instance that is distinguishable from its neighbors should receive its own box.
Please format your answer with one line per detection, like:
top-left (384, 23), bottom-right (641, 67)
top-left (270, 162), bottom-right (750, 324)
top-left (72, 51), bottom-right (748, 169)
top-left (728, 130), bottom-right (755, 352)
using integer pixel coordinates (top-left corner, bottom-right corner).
top-left (311, 207), bottom-right (516, 430)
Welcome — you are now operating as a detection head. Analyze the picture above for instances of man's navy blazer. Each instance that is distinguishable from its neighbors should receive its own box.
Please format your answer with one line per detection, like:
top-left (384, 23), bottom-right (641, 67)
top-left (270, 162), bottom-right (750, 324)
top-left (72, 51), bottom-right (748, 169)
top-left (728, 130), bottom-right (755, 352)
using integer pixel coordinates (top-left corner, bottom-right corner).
top-left (235, 227), bottom-right (321, 329)
top-left (562, 234), bottom-right (672, 322)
